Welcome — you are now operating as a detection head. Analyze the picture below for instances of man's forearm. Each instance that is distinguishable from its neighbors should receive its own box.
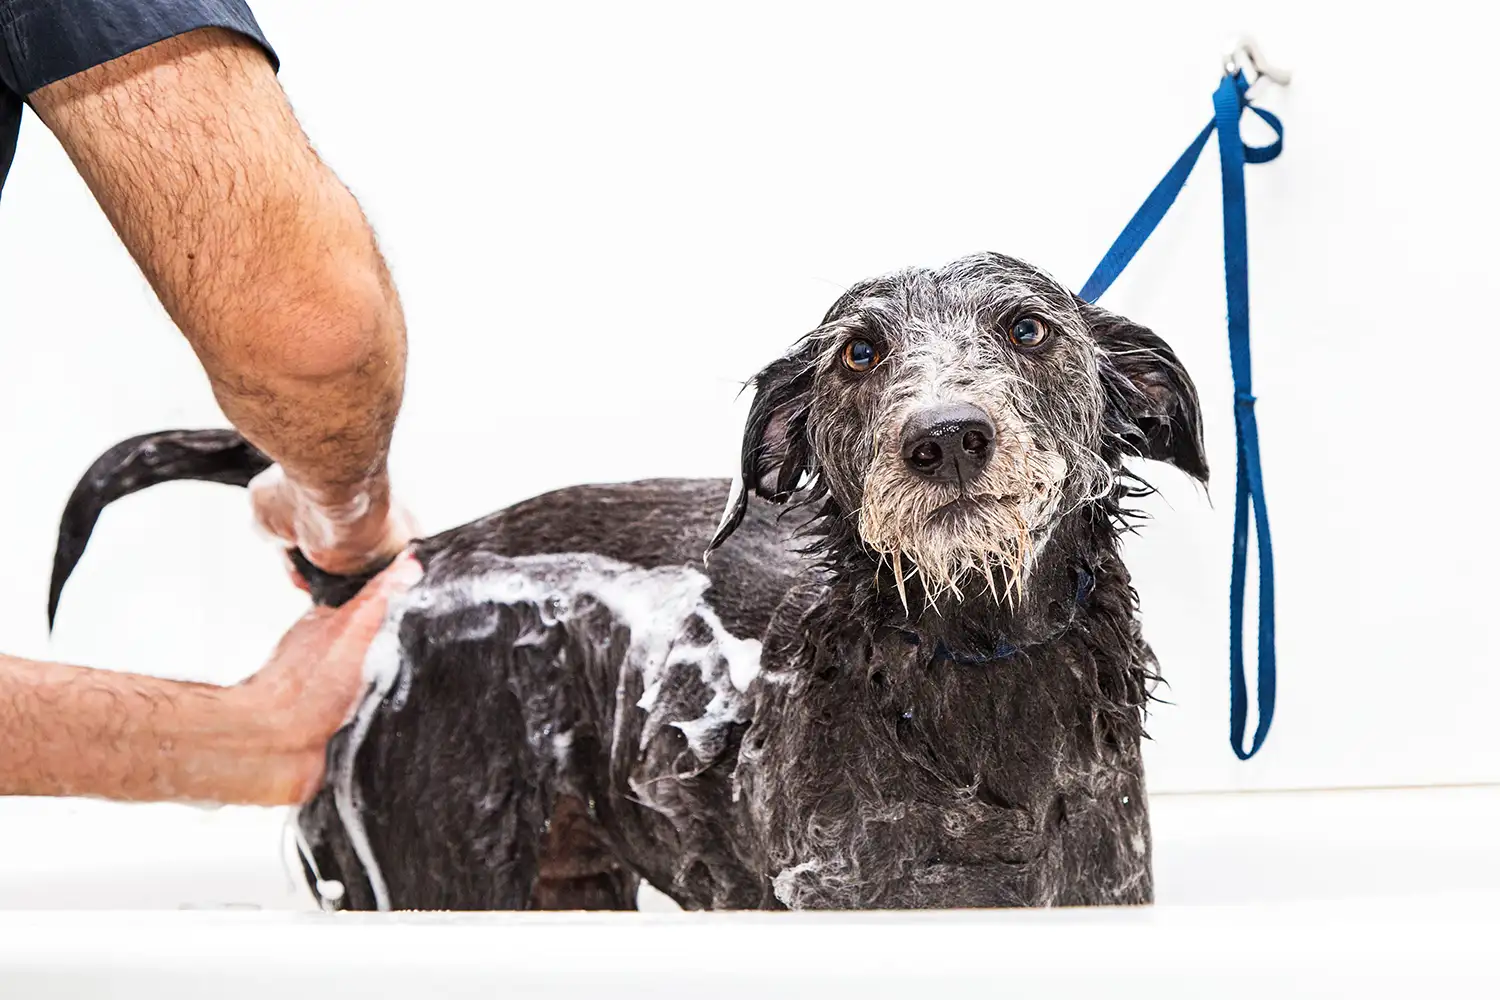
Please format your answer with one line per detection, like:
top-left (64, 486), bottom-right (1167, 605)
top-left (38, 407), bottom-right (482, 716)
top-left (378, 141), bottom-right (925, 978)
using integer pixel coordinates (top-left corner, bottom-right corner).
top-left (28, 28), bottom-right (405, 500)
top-left (0, 654), bottom-right (308, 804)
top-left (0, 556), bottom-right (414, 807)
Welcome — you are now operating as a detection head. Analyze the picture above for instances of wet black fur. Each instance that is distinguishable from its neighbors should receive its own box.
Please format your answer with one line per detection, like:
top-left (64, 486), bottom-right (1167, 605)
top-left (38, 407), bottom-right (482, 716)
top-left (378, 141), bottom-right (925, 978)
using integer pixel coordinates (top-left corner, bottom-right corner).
top-left (50, 253), bottom-right (1205, 911)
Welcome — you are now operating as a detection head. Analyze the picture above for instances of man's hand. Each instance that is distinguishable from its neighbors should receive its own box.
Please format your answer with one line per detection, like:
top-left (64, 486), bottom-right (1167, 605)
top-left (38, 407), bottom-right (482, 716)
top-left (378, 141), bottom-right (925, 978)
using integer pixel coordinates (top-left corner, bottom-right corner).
top-left (234, 552), bottom-right (423, 803)
top-left (0, 554), bottom-right (422, 805)
top-left (250, 464), bottom-right (418, 580)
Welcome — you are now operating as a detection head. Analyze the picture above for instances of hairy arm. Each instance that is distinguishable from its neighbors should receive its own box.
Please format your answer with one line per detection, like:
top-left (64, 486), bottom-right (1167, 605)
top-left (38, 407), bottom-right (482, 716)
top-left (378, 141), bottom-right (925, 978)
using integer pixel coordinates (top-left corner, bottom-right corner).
top-left (0, 653), bottom-right (306, 803)
top-left (28, 27), bottom-right (410, 573)
top-left (0, 555), bottom-right (418, 804)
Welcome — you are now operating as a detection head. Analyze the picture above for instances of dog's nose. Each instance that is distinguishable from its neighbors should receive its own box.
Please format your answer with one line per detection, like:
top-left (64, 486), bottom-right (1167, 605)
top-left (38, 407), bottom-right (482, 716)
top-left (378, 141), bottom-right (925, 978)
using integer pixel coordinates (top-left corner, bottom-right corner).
top-left (900, 403), bottom-right (995, 485)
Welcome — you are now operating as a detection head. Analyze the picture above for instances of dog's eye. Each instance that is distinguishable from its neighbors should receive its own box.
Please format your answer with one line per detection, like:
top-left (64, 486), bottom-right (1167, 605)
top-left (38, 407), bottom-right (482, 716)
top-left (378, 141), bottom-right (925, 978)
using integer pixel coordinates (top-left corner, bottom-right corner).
top-left (841, 338), bottom-right (881, 373)
top-left (1007, 316), bottom-right (1050, 350)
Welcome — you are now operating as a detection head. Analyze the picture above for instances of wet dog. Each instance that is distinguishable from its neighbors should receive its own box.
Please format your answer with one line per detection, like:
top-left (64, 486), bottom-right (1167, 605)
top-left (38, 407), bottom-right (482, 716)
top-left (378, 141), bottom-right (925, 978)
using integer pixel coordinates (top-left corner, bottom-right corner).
top-left (50, 252), bottom-right (1206, 910)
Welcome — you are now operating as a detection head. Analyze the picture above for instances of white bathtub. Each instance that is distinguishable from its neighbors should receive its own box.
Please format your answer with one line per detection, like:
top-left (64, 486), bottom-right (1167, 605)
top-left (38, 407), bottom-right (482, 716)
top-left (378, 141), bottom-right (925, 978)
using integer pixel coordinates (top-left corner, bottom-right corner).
top-left (1, 785), bottom-right (1496, 996)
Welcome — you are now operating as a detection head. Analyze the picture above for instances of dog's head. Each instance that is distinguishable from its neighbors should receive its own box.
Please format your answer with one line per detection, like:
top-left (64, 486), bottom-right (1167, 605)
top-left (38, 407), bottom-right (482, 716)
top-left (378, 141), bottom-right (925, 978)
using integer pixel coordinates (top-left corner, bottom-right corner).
top-left (710, 252), bottom-right (1206, 602)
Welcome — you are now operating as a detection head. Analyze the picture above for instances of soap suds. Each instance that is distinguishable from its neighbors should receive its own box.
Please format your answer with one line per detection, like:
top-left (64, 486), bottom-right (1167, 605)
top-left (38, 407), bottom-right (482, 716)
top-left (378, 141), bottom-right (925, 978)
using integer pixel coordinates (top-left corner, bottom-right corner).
top-left (328, 552), bottom-right (763, 911)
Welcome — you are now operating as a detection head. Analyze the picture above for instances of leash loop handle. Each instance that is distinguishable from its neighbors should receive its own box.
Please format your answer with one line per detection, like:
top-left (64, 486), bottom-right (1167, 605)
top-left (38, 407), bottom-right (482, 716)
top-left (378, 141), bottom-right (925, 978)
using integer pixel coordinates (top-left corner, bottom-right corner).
top-left (1081, 71), bottom-right (1282, 760)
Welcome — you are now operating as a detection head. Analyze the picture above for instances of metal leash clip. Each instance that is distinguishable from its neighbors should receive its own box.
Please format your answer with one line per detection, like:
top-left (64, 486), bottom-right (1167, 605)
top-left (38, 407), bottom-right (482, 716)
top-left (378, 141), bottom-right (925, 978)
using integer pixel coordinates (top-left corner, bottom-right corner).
top-left (1222, 36), bottom-right (1292, 91)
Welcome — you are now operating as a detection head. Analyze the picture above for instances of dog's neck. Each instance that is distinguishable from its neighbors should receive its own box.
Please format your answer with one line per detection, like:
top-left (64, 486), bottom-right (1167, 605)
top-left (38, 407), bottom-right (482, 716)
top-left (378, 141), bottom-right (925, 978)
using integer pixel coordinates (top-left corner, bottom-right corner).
top-left (764, 492), bottom-right (1151, 760)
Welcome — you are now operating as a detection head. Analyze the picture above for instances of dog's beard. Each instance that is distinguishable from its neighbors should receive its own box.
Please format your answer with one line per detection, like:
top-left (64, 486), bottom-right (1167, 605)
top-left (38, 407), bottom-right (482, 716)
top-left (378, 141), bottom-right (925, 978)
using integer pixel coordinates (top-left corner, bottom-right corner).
top-left (858, 445), bottom-right (1067, 612)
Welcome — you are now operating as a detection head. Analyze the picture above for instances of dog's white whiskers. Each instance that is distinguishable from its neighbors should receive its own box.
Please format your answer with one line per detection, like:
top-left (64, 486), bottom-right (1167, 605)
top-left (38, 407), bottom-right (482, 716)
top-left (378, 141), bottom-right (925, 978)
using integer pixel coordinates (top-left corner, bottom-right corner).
top-left (891, 550), bottom-right (910, 616)
top-left (982, 560), bottom-right (1001, 606)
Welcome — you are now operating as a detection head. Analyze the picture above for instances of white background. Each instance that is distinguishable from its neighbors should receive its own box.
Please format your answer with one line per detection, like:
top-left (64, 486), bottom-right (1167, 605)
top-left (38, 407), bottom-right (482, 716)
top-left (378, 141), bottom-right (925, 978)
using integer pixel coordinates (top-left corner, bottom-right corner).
top-left (1, 0), bottom-right (1496, 841)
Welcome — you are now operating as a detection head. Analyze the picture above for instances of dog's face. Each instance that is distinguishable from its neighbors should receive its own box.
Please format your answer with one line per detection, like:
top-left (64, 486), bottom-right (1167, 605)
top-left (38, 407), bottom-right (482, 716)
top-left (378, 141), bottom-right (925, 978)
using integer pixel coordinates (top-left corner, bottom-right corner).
top-left (712, 253), bottom-right (1207, 602)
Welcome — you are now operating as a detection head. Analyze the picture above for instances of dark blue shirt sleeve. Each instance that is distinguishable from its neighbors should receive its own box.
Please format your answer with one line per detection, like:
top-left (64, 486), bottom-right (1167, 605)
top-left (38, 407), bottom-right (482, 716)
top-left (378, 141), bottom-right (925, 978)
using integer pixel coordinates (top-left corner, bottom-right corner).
top-left (0, 0), bottom-right (276, 93)
top-left (0, 0), bottom-right (278, 201)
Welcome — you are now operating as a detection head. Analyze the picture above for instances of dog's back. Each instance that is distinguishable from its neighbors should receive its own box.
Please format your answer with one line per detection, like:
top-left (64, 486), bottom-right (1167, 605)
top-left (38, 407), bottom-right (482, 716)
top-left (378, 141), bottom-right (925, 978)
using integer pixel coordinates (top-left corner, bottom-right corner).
top-left (415, 476), bottom-right (807, 642)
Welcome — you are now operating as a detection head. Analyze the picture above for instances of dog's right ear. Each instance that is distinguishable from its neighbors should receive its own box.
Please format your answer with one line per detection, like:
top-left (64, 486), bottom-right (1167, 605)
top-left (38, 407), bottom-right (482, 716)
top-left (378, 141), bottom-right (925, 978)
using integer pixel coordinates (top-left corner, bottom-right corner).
top-left (707, 341), bottom-right (819, 552)
top-left (1081, 300), bottom-right (1209, 483)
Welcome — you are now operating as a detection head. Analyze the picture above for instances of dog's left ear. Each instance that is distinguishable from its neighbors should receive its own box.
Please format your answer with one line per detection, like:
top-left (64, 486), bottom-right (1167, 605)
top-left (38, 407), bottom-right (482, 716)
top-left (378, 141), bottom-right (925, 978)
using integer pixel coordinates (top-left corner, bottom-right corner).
top-left (1080, 300), bottom-right (1209, 482)
top-left (707, 342), bottom-right (818, 552)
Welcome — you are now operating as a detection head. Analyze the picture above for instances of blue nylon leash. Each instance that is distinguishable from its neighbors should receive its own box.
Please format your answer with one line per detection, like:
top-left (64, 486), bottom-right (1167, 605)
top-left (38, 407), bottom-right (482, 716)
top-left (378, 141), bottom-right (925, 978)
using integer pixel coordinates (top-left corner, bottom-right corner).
top-left (1079, 71), bottom-right (1283, 760)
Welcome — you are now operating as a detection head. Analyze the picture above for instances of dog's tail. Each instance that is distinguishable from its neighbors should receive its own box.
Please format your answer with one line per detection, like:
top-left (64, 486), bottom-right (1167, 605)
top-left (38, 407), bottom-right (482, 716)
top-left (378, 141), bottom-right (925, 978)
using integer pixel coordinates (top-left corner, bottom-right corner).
top-left (49, 428), bottom-right (384, 628)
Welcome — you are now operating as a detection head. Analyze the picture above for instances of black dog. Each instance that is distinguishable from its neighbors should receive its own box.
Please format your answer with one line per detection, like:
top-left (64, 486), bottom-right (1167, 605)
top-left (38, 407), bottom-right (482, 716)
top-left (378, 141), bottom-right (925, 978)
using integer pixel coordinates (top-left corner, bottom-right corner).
top-left (50, 252), bottom-right (1205, 910)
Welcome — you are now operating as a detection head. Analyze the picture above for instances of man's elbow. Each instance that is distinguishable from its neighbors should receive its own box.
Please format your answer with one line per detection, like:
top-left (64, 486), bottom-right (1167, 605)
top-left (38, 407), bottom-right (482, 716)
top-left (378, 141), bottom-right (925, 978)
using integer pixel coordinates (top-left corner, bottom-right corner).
top-left (208, 250), bottom-right (402, 388)
top-left (271, 259), bottom-right (398, 383)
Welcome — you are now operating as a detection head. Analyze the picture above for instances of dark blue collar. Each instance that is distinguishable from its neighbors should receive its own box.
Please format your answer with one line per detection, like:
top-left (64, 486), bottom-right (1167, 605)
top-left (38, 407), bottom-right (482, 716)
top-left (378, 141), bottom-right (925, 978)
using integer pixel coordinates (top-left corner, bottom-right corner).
top-left (902, 565), bottom-right (1096, 666)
